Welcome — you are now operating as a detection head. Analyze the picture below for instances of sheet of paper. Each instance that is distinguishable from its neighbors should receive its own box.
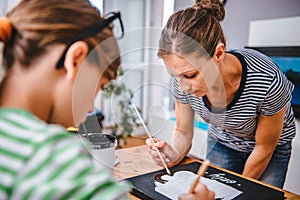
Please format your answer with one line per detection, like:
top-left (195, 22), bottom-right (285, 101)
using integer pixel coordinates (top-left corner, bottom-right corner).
top-left (155, 170), bottom-right (242, 200)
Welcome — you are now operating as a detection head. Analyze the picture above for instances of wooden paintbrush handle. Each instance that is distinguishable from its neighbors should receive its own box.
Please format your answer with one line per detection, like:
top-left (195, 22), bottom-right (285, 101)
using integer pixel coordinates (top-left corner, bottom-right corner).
top-left (189, 160), bottom-right (210, 193)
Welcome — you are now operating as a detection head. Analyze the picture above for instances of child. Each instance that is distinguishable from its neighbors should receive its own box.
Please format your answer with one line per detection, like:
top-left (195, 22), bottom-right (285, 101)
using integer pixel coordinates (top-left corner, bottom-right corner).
top-left (0, 0), bottom-right (130, 199)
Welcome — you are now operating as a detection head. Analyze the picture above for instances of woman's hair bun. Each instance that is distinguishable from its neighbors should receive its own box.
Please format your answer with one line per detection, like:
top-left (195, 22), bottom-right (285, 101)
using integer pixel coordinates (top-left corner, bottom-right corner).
top-left (193, 0), bottom-right (225, 22)
top-left (0, 17), bottom-right (12, 44)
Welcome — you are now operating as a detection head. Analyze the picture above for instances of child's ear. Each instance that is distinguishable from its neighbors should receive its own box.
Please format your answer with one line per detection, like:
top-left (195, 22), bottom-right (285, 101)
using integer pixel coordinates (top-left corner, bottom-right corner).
top-left (213, 43), bottom-right (225, 63)
top-left (64, 41), bottom-right (89, 80)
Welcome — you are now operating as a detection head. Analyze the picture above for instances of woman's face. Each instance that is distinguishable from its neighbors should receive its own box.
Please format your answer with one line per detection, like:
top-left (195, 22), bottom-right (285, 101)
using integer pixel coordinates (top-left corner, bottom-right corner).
top-left (163, 54), bottom-right (212, 98)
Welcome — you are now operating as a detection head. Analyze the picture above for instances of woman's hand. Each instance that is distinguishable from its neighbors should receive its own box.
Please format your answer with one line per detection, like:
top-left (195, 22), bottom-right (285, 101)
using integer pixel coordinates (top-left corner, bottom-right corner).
top-left (145, 138), bottom-right (181, 167)
top-left (178, 182), bottom-right (215, 200)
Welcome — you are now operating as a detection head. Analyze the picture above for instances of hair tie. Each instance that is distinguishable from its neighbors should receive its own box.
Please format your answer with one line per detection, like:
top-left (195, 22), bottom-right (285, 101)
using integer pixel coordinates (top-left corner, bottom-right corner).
top-left (0, 17), bottom-right (12, 44)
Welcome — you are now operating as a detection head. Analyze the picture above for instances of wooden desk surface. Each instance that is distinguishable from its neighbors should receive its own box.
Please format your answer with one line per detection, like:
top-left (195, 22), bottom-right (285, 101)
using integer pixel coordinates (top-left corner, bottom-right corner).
top-left (114, 145), bottom-right (300, 200)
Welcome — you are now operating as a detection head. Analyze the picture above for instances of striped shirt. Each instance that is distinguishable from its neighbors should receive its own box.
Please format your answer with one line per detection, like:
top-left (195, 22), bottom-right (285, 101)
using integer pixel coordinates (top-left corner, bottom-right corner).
top-left (0, 108), bottom-right (131, 200)
top-left (171, 48), bottom-right (296, 152)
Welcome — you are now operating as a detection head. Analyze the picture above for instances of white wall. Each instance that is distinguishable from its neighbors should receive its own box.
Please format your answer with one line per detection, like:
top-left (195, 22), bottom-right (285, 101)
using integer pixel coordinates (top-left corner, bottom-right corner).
top-left (222, 0), bottom-right (300, 48)
top-left (174, 0), bottom-right (300, 48)
top-left (248, 16), bottom-right (300, 47)
top-left (0, 0), bottom-right (19, 14)
top-left (0, 1), bottom-right (7, 16)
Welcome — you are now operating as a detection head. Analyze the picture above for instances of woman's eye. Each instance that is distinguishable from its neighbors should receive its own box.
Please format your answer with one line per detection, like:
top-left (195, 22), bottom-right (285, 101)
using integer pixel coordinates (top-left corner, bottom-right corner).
top-left (183, 73), bottom-right (196, 79)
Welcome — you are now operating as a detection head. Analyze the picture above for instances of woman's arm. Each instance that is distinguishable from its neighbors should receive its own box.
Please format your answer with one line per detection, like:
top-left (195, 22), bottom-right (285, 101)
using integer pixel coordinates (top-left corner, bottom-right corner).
top-left (170, 100), bottom-right (195, 165)
top-left (242, 106), bottom-right (286, 179)
top-left (146, 100), bottom-right (195, 167)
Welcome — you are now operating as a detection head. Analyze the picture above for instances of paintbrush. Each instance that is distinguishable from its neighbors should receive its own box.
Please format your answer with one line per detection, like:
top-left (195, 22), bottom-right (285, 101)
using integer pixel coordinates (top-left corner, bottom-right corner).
top-left (189, 160), bottom-right (210, 193)
top-left (132, 103), bottom-right (171, 176)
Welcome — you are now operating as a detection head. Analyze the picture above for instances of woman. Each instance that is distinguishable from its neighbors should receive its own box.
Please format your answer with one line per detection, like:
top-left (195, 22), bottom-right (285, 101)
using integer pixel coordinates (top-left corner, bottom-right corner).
top-left (0, 0), bottom-right (132, 199)
top-left (146, 0), bottom-right (296, 188)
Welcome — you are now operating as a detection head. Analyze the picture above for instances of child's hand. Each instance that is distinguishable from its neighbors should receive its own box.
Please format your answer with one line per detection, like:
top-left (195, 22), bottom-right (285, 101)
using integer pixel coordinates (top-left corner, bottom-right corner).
top-left (178, 182), bottom-right (215, 200)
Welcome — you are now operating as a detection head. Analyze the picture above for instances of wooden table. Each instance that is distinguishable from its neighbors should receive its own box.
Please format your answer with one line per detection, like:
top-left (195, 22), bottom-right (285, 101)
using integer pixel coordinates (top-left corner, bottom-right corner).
top-left (114, 145), bottom-right (300, 200)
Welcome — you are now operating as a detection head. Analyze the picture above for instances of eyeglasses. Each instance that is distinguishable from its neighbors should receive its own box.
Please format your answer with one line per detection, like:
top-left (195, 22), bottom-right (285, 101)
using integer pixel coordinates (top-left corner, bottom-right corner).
top-left (56, 11), bottom-right (124, 69)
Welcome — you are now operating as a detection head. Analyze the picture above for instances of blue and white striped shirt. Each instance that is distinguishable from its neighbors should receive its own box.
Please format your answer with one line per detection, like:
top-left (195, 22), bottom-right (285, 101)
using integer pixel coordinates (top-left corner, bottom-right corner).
top-left (171, 48), bottom-right (296, 152)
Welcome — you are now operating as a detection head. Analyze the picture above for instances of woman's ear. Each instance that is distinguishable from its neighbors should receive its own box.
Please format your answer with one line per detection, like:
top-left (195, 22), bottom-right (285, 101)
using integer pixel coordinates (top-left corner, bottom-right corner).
top-left (213, 43), bottom-right (225, 63)
top-left (64, 41), bottom-right (89, 80)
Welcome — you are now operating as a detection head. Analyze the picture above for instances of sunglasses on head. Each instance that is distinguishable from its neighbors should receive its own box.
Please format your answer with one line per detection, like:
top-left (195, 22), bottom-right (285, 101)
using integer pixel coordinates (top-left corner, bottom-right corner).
top-left (56, 11), bottom-right (124, 69)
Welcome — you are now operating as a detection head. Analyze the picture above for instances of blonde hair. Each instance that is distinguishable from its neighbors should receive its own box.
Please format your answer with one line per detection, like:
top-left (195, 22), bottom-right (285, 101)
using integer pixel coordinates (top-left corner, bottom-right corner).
top-left (0, 0), bottom-right (120, 81)
top-left (158, 0), bottom-right (225, 58)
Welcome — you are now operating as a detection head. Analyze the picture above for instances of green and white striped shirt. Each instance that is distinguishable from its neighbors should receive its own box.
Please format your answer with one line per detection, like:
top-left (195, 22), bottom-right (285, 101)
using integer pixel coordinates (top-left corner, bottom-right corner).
top-left (0, 108), bottom-right (131, 200)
